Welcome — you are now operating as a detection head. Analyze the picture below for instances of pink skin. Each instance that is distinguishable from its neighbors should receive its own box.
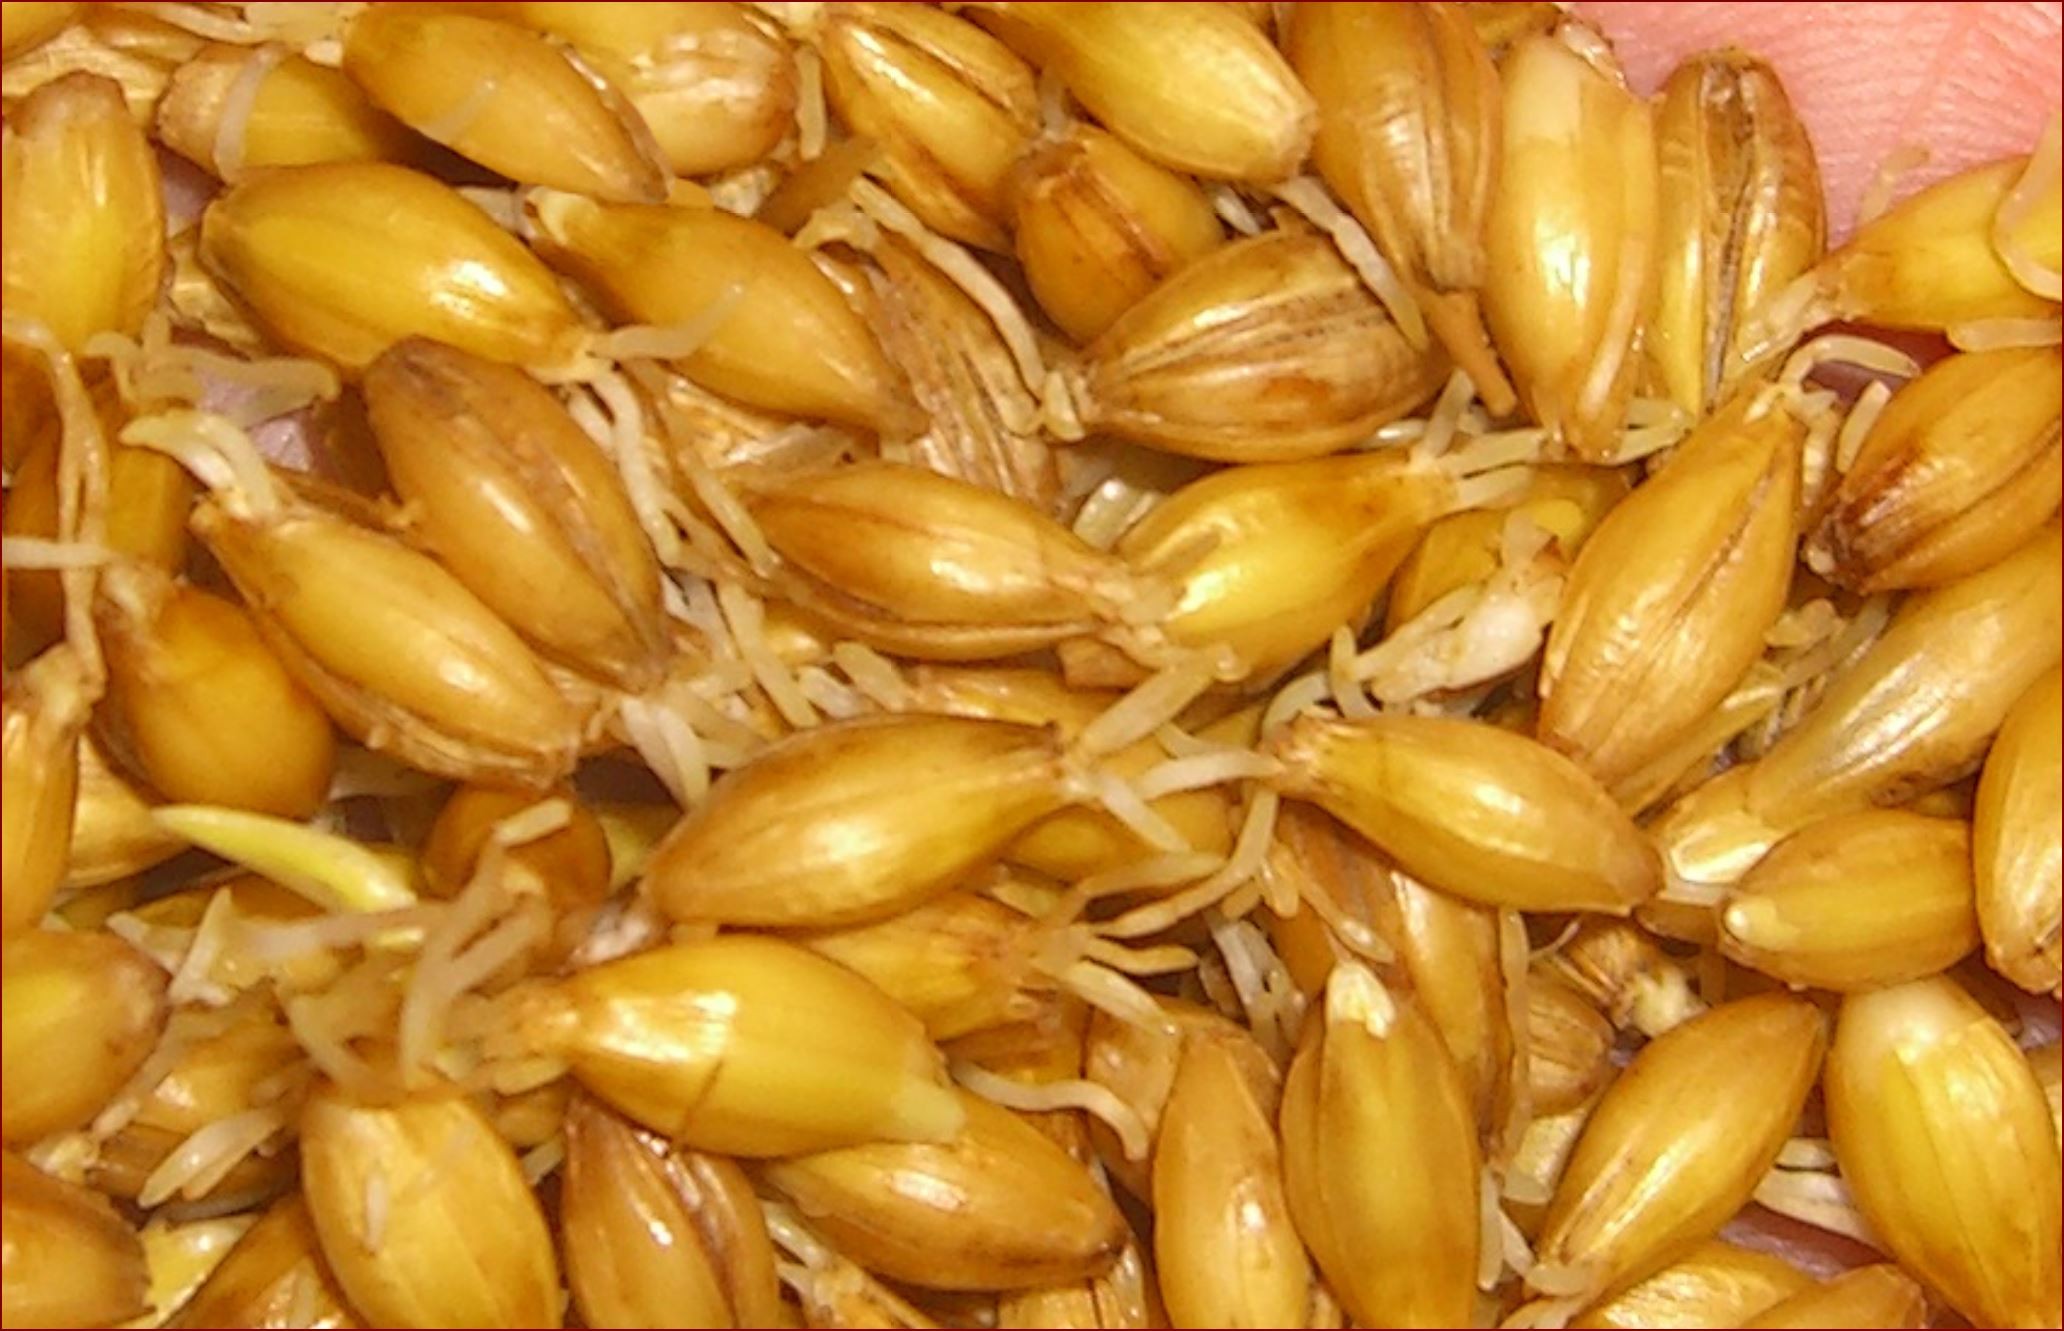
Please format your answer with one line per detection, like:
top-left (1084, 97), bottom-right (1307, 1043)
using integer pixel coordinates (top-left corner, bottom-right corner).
top-left (1579, 1), bottom-right (2064, 239)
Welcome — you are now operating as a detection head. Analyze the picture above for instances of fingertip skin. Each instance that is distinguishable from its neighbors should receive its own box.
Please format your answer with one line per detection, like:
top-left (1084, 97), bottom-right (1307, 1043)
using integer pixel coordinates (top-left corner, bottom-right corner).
top-left (1577, 1), bottom-right (2062, 236)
